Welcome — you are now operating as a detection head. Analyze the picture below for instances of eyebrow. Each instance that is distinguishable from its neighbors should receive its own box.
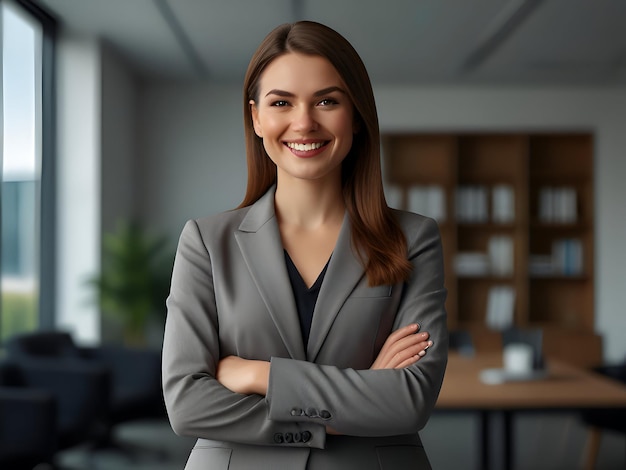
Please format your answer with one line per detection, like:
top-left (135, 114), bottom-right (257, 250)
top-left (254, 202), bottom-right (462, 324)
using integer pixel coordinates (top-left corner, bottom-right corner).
top-left (264, 86), bottom-right (347, 98)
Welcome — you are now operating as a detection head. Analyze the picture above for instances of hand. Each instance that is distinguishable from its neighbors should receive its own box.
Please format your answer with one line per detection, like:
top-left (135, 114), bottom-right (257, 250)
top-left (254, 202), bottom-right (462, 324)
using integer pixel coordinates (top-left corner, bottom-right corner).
top-left (216, 356), bottom-right (270, 396)
top-left (370, 324), bottom-right (433, 370)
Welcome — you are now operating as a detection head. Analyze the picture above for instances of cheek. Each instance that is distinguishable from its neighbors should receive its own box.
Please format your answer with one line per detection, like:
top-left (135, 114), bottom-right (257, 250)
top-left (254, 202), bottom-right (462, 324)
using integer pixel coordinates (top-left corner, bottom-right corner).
top-left (335, 119), bottom-right (355, 148)
top-left (332, 112), bottom-right (356, 139)
top-left (259, 122), bottom-right (284, 161)
top-left (262, 141), bottom-right (281, 163)
top-left (257, 114), bottom-right (284, 137)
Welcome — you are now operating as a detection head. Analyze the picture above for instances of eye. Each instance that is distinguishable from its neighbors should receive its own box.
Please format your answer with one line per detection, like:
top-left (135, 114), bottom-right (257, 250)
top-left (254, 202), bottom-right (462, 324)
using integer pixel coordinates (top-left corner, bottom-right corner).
top-left (270, 100), bottom-right (289, 107)
top-left (318, 98), bottom-right (339, 107)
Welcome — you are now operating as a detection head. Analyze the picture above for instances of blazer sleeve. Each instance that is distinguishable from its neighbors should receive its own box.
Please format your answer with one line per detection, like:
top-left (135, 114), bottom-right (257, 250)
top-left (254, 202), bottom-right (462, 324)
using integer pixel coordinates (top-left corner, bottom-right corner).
top-left (162, 220), bottom-right (326, 449)
top-left (266, 216), bottom-right (448, 437)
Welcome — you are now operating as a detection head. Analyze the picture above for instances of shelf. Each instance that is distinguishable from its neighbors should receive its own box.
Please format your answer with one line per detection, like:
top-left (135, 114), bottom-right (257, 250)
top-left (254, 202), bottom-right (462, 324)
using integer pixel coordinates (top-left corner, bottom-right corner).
top-left (457, 223), bottom-right (518, 231)
top-left (530, 222), bottom-right (589, 230)
top-left (457, 275), bottom-right (515, 282)
top-left (383, 132), bottom-right (594, 354)
top-left (529, 274), bottom-right (590, 281)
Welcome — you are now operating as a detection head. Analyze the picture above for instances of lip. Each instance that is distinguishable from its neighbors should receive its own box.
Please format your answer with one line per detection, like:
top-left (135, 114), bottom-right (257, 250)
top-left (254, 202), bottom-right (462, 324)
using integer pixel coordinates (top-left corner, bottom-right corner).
top-left (284, 140), bottom-right (329, 158)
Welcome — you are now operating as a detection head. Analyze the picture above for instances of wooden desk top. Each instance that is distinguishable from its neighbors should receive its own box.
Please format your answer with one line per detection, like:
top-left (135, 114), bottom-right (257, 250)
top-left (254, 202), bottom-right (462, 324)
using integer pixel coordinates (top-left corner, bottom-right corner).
top-left (436, 353), bottom-right (626, 410)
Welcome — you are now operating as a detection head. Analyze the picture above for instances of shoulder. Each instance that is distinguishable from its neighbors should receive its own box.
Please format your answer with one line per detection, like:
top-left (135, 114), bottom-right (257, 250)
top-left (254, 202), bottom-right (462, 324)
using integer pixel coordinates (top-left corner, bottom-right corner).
top-left (391, 209), bottom-right (440, 238)
top-left (390, 209), bottom-right (442, 252)
top-left (178, 186), bottom-right (276, 246)
top-left (178, 206), bottom-right (253, 248)
top-left (195, 206), bottom-right (251, 234)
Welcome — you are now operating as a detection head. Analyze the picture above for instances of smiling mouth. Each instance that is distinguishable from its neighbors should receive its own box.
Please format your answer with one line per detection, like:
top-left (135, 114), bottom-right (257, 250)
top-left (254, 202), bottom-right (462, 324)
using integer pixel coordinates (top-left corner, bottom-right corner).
top-left (285, 141), bottom-right (328, 152)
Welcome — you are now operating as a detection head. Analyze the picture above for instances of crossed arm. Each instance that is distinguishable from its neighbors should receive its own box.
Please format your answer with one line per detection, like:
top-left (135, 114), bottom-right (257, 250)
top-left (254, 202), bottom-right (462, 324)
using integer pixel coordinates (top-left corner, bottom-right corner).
top-left (216, 323), bottom-right (433, 396)
top-left (164, 216), bottom-right (446, 444)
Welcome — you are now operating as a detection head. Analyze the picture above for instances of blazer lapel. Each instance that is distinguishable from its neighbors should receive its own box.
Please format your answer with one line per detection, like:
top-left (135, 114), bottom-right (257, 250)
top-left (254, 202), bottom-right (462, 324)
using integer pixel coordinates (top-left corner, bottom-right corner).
top-left (307, 215), bottom-right (365, 362)
top-left (234, 188), bottom-right (306, 361)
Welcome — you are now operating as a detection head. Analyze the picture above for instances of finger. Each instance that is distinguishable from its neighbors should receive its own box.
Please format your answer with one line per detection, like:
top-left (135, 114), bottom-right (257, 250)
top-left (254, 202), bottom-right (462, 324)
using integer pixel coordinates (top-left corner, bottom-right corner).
top-left (395, 355), bottom-right (421, 369)
top-left (371, 327), bottom-right (430, 370)
top-left (380, 330), bottom-right (428, 360)
top-left (380, 332), bottom-right (430, 362)
top-left (376, 337), bottom-right (426, 369)
top-left (374, 328), bottom-right (417, 367)
top-left (387, 340), bottom-right (433, 369)
top-left (381, 324), bottom-right (421, 349)
top-left (394, 323), bottom-right (421, 338)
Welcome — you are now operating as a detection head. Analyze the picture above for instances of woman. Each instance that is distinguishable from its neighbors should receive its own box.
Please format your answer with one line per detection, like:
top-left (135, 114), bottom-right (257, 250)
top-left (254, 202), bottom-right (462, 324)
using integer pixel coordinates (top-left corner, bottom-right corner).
top-left (162, 21), bottom-right (448, 470)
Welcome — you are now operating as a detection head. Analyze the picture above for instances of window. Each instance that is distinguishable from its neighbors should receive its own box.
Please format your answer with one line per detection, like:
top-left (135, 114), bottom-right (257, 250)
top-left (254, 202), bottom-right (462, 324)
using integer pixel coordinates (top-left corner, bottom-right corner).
top-left (1, 0), bottom-right (55, 341)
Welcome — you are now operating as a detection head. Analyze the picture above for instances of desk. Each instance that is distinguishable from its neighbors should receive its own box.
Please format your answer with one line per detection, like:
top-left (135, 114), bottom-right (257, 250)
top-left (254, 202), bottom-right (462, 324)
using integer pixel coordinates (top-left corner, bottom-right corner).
top-left (436, 353), bottom-right (626, 470)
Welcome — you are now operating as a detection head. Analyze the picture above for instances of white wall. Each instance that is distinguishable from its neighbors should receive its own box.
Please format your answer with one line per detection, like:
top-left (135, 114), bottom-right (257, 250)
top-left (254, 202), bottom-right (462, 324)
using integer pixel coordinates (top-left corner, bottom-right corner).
top-left (55, 36), bottom-right (137, 344)
top-left (99, 43), bottom-right (138, 342)
top-left (100, 44), bottom-right (137, 233)
top-left (137, 84), bottom-right (246, 241)
top-left (55, 34), bottom-right (101, 343)
top-left (136, 83), bottom-right (626, 361)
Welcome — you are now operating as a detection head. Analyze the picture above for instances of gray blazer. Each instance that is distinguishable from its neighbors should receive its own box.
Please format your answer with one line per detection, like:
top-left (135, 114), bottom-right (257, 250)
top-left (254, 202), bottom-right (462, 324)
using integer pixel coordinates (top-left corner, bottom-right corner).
top-left (162, 187), bottom-right (448, 470)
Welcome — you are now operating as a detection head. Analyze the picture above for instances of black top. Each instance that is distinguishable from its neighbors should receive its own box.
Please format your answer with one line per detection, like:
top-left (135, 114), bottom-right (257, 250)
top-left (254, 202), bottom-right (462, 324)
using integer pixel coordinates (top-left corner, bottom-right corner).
top-left (284, 250), bottom-right (330, 346)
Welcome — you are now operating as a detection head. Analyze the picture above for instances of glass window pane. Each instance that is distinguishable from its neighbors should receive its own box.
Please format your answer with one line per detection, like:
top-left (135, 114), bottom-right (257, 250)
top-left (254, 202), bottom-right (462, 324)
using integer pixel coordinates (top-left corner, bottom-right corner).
top-left (1, 1), bottom-right (42, 340)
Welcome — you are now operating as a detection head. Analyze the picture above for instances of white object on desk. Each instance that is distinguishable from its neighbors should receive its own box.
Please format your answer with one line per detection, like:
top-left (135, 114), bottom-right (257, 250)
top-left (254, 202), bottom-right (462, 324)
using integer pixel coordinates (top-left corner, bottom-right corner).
top-left (479, 367), bottom-right (548, 385)
top-left (479, 343), bottom-right (545, 385)
top-left (503, 343), bottom-right (534, 374)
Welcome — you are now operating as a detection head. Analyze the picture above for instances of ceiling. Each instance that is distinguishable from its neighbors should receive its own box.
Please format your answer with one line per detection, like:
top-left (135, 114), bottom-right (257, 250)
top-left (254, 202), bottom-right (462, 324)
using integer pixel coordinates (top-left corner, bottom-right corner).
top-left (33, 0), bottom-right (626, 86)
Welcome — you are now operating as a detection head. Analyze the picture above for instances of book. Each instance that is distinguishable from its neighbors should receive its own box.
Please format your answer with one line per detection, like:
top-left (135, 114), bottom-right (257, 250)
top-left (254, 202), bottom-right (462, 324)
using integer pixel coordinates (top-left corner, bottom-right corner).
top-left (492, 185), bottom-right (515, 223)
top-left (456, 185), bottom-right (488, 223)
top-left (454, 252), bottom-right (490, 276)
top-left (538, 186), bottom-right (577, 223)
top-left (408, 185), bottom-right (446, 222)
top-left (488, 236), bottom-right (514, 276)
top-left (552, 238), bottom-right (583, 275)
top-left (486, 285), bottom-right (516, 330)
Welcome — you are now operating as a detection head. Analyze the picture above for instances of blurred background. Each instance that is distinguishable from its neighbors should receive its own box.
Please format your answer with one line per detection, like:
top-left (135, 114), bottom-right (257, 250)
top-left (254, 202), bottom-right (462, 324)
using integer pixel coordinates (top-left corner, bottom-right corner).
top-left (1, 0), bottom-right (626, 469)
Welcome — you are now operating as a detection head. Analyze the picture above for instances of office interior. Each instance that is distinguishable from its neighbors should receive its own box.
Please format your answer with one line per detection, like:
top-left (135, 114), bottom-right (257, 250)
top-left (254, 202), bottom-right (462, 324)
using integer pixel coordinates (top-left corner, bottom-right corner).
top-left (2, 0), bottom-right (626, 469)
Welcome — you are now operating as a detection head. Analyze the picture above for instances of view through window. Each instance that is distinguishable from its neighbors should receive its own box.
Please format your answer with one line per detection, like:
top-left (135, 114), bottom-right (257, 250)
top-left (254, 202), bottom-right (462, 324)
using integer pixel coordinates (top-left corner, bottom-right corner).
top-left (1, 0), bottom-right (42, 340)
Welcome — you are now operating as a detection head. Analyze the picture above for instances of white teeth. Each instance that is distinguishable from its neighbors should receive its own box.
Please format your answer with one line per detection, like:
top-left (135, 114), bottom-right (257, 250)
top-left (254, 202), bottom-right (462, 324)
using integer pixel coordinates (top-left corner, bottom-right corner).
top-left (287, 142), bottom-right (324, 151)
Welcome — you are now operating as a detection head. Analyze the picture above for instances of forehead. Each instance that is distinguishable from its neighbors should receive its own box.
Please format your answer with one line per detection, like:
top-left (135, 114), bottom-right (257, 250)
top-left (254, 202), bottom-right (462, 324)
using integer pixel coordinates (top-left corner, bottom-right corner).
top-left (258, 52), bottom-right (345, 95)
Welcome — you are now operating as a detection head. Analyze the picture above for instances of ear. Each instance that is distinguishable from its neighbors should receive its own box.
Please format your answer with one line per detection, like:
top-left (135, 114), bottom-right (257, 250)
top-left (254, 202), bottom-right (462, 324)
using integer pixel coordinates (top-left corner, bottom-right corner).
top-left (250, 100), bottom-right (263, 138)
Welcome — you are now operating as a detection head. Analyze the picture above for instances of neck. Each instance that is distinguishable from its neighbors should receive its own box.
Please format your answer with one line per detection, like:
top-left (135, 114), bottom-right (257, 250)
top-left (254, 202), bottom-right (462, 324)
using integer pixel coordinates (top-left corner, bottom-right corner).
top-left (274, 175), bottom-right (345, 229)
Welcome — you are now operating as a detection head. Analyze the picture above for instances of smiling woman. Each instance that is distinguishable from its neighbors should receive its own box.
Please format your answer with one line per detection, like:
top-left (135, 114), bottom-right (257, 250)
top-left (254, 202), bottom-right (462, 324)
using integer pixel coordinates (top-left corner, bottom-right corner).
top-left (162, 21), bottom-right (447, 470)
top-left (249, 53), bottom-right (356, 191)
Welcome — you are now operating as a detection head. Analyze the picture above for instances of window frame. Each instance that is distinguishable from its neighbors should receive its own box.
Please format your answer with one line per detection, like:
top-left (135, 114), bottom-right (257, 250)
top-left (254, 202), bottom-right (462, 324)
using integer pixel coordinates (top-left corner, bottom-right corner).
top-left (2, 0), bottom-right (57, 333)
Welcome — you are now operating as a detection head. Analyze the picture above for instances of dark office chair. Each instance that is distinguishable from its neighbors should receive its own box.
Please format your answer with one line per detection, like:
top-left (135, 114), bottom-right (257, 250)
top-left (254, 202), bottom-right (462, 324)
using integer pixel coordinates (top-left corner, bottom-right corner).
top-left (0, 357), bottom-right (109, 466)
top-left (580, 360), bottom-right (626, 470)
top-left (0, 364), bottom-right (57, 470)
top-left (501, 327), bottom-right (545, 370)
top-left (6, 330), bottom-right (166, 460)
top-left (449, 329), bottom-right (475, 356)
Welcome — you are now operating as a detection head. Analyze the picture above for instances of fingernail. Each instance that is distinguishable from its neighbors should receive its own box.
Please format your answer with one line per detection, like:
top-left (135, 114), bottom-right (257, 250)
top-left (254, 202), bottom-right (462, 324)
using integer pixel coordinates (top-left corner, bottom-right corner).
top-left (421, 333), bottom-right (429, 339)
top-left (418, 350), bottom-right (426, 356)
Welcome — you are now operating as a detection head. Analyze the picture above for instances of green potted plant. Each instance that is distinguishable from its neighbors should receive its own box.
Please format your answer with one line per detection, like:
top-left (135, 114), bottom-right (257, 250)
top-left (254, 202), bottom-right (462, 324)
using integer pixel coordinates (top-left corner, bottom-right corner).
top-left (88, 220), bottom-right (174, 346)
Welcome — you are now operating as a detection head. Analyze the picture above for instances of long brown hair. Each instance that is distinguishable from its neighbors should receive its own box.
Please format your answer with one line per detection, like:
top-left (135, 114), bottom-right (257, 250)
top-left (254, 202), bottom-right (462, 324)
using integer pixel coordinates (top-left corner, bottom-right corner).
top-left (240, 21), bottom-right (411, 286)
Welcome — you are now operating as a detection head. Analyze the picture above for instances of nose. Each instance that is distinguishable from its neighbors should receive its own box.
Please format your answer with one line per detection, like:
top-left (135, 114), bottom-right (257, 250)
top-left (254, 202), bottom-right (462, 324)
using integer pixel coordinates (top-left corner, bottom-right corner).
top-left (292, 106), bottom-right (318, 133)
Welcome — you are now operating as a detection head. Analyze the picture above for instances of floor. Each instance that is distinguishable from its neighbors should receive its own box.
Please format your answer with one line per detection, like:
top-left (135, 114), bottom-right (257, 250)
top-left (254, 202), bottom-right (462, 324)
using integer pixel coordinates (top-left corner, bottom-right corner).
top-left (51, 414), bottom-right (624, 470)
top-left (55, 418), bottom-right (195, 470)
top-left (423, 411), bottom-right (626, 470)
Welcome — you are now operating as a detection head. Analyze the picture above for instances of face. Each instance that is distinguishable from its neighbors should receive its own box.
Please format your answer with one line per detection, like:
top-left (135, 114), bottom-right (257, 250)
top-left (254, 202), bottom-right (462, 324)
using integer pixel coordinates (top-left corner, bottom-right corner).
top-left (250, 52), bottom-right (356, 185)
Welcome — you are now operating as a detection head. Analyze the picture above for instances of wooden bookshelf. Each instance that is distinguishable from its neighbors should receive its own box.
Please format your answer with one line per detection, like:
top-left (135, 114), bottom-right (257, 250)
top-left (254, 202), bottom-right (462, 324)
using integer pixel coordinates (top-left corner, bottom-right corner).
top-left (382, 132), bottom-right (600, 366)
